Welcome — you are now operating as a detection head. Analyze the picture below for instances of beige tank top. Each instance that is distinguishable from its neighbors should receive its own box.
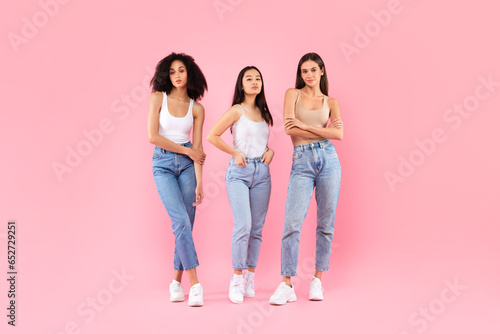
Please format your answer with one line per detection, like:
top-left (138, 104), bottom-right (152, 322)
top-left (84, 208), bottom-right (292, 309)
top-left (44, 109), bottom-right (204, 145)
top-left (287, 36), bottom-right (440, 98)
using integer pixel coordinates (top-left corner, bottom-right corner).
top-left (291, 89), bottom-right (330, 146)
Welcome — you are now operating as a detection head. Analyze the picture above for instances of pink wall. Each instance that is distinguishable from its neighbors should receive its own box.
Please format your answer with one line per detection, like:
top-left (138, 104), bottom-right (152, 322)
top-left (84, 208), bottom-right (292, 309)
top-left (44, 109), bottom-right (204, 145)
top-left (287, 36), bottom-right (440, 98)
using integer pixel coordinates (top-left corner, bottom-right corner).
top-left (1, 0), bottom-right (499, 333)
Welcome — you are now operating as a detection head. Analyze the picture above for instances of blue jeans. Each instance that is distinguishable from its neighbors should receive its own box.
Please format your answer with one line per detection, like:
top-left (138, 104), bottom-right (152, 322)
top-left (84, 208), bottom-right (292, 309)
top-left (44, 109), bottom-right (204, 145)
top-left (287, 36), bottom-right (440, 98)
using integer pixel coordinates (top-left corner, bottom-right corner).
top-left (226, 157), bottom-right (271, 270)
top-left (281, 139), bottom-right (341, 276)
top-left (152, 142), bottom-right (199, 271)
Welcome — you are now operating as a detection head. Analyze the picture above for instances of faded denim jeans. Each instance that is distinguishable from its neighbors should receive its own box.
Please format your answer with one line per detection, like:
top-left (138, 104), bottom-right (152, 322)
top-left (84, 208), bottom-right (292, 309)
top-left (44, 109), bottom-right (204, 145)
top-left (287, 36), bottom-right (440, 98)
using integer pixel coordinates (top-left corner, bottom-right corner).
top-left (281, 139), bottom-right (341, 276)
top-left (153, 142), bottom-right (199, 271)
top-left (226, 157), bottom-right (271, 270)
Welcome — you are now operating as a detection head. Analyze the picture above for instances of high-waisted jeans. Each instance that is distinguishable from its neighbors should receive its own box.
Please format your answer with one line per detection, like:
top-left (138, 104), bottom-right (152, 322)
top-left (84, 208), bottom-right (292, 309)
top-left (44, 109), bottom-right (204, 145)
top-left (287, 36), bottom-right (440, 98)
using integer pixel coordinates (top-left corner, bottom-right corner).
top-left (281, 139), bottom-right (341, 276)
top-left (152, 142), bottom-right (199, 271)
top-left (226, 157), bottom-right (271, 270)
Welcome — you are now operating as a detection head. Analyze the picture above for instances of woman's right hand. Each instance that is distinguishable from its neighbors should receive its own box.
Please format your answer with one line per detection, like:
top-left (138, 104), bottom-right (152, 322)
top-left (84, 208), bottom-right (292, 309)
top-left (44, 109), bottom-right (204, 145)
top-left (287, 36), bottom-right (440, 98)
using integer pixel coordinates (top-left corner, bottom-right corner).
top-left (330, 118), bottom-right (343, 129)
top-left (188, 148), bottom-right (206, 165)
top-left (233, 151), bottom-right (247, 167)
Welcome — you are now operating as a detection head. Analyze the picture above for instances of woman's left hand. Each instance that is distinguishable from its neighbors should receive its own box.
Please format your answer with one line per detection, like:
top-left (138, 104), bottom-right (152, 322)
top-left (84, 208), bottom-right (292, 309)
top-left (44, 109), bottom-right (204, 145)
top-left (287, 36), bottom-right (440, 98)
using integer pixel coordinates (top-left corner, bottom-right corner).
top-left (261, 148), bottom-right (274, 165)
top-left (284, 117), bottom-right (309, 131)
top-left (193, 185), bottom-right (204, 206)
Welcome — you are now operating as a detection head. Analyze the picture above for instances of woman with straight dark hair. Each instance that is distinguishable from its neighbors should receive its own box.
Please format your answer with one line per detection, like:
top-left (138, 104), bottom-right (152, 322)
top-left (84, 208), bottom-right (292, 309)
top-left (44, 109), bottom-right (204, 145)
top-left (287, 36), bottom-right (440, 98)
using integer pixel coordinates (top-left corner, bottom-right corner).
top-left (207, 66), bottom-right (274, 304)
top-left (269, 52), bottom-right (343, 305)
top-left (148, 52), bottom-right (207, 307)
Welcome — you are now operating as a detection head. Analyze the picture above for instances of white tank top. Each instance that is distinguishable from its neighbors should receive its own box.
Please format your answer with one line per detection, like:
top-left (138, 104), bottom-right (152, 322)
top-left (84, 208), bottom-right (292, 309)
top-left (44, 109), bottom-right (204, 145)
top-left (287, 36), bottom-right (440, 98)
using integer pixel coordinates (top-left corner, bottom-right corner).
top-left (231, 105), bottom-right (270, 158)
top-left (158, 92), bottom-right (193, 144)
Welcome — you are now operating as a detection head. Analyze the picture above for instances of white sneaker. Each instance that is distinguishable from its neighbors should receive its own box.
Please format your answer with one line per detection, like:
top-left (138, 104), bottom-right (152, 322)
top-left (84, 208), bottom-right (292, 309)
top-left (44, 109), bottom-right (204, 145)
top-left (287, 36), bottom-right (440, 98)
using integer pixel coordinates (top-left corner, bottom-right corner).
top-left (309, 275), bottom-right (324, 301)
top-left (229, 276), bottom-right (245, 304)
top-left (242, 271), bottom-right (255, 298)
top-left (269, 282), bottom-right (297, 305)
top-left (169, 280), bottom-right (184, 302)
top-left (188, 283), bottom-right (203, 307)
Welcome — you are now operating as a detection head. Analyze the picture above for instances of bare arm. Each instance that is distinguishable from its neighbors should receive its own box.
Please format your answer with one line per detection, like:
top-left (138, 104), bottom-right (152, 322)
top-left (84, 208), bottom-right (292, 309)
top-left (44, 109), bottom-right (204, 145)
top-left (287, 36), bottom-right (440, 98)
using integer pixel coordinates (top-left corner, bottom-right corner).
top-left (283, 88), bottom-right (323, 139)
top-left (192, 102), bottom-right (205, 206)
top-left (261, 147), bottom-right (274, 165)
top-left (147, 92), bottom-right (206, 164)
top-left (206, 106), bottom-right (247, 166)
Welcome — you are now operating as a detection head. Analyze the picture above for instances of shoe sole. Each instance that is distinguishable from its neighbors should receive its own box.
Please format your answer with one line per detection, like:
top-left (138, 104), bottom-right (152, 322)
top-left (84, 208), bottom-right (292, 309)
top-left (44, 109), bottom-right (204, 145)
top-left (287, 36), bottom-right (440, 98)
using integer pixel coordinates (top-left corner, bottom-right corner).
top-left (229, 300), bottom-right (243, 304)
top-left (188, 302), bottom-right (203, 307)
top-left (243, 292), bottom-right (255, 298)
top-left (269, 296), bottom-right (297, 305)
top-left (229, 296), bottom-right (244, 304)
top-left (309, 297), bottom-right (324, 301)
top-left (170, 297), bottom-right (185, 302)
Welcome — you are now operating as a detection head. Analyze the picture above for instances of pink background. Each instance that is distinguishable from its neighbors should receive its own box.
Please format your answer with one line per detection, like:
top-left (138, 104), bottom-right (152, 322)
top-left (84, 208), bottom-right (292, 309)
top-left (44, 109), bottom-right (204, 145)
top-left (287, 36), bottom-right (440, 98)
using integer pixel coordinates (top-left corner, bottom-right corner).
top-left (2, 0), bottom-right (499, 333)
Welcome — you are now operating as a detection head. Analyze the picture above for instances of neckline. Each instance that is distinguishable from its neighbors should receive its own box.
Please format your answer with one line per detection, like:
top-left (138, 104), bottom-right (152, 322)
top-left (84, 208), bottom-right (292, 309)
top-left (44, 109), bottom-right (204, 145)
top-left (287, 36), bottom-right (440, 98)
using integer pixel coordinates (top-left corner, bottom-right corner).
top-left (165, 93), bottom-right (192, 119)
top-left (297, 90), bottom-right (326, 112)
top-left (239, 104), bottom-right (266, 123)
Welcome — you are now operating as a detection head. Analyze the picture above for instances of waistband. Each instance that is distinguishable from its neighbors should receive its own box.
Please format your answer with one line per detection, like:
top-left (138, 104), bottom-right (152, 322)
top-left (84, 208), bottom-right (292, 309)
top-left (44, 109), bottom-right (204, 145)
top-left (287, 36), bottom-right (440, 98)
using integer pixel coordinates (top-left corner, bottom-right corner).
top-left (155, 141), bottom-right (192, 153)
top-left (178, 141), bottom-right (192, 148)
top-left (231, 156), bottom-right (264, 163)
top-left (293, 139), bottom-right (331, 151)
top-left (245, 157), bottom-right (263, 163)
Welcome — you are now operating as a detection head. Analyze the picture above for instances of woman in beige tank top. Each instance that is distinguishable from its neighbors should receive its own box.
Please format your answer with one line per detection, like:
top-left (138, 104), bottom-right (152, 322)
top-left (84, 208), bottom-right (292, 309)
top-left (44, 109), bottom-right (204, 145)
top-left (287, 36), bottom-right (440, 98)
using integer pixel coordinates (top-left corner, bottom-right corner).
top-left (269, 52), bottom-right (344, 305)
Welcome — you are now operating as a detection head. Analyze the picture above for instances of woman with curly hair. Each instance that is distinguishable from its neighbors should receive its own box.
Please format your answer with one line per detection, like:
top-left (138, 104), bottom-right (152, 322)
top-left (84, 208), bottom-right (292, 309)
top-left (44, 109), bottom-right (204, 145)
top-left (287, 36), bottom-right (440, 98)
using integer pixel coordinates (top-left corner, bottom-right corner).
top-left (148, 52), bottom-right (207, 307)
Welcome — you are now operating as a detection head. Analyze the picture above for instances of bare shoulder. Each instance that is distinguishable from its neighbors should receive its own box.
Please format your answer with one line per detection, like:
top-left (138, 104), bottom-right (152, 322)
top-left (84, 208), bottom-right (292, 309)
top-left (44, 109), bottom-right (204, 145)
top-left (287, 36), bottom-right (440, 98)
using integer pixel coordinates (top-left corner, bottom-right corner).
top-left (327, 97), bottom-right (339, 108)
top-left (193, 101), bottom-right (205, 114)
top-left (150, 91), bottom-right (163, 101)
top-left (227, 104), bottom-right (243, 118)
top-left (192, 101), bottom-right (206, 121)
top-left (285, 88), bottom-right (299, 100)
top-left (328, 97), bottom-right (341, 118)
top-left (149, 92), bottom-right (163, 113)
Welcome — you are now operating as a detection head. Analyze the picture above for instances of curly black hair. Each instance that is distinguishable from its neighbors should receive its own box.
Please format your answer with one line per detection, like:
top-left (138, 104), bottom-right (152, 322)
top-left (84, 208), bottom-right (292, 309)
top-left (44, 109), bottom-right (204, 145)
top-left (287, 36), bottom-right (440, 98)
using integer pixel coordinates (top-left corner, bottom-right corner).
top-left (150, 52), bottom-right (208, 101)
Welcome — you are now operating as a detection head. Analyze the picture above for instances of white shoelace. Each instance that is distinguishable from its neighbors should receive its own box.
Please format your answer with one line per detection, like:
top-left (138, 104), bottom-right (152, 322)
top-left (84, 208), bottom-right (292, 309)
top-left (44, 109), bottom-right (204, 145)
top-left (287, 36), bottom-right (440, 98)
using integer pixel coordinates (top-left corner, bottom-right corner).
top-left (233, 279), bottom-right (245, 293)
top-left (171, 282), bottom-right (182, 292)
top-left (191, 285), bottom-right (202, 296)
top-left (275, 282), bottom-right (291, 297)
top-left (245, 275), bottom-right (256, 291)
top-left (308, 274), bottom-right (324, 292)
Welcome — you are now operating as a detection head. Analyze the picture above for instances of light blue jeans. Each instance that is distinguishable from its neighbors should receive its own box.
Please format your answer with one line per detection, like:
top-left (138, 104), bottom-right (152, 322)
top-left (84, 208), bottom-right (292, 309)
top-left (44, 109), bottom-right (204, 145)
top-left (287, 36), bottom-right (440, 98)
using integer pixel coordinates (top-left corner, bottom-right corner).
top-left (226, 157), bottom-right (271, 270)
top-left (281, 139), bottom-right (341, 276)
top-left (152, 142), bottom-right (199, 271)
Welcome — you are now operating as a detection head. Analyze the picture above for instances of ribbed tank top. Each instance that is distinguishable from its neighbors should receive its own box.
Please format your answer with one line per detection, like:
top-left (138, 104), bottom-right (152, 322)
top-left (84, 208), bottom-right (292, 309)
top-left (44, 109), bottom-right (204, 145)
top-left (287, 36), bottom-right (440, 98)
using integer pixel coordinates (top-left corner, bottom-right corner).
top-left (158, 92), bottom-right (194, 144)
top-left (291, 89), bottom-right (330, 145)
top-left (231, 105), bottom-right (270, 158)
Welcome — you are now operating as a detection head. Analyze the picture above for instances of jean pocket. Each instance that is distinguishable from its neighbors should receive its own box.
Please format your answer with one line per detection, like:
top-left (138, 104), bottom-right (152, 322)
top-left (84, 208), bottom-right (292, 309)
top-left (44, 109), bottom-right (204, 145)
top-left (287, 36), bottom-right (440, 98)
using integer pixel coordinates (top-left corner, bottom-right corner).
top-left (260, 162), bottom-right (270, 171)
top-left (324, 144), bottom-right (336, 154)
top-left (292, 150), bottom-right (302, 161)
top-left (226, 163), bottom-right (240, 181)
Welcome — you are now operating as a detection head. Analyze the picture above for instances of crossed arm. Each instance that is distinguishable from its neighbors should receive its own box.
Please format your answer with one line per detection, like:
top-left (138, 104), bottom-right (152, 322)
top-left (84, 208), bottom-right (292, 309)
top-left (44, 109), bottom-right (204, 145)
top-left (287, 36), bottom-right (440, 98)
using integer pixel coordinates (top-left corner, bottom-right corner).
top-left (282, 88), bottom-right (343, 140)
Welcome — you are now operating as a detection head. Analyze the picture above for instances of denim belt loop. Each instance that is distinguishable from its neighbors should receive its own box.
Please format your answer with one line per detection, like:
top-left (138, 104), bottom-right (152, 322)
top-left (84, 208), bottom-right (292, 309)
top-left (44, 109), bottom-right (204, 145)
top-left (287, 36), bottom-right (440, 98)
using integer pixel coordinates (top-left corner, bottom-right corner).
top-left (245, 157), bottom-right (261, 164)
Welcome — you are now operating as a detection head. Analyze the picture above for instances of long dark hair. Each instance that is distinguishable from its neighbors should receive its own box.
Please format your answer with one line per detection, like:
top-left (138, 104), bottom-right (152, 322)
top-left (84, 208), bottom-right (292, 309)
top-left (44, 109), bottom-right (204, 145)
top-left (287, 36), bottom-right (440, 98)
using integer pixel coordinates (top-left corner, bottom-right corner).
top-left (232, 66), bottom-right (273, 126)
top-left (150, 52), bottom-right (208, 101)
top-left (295, 52), bottom-right (329, 96)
